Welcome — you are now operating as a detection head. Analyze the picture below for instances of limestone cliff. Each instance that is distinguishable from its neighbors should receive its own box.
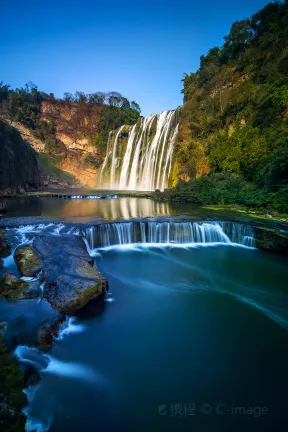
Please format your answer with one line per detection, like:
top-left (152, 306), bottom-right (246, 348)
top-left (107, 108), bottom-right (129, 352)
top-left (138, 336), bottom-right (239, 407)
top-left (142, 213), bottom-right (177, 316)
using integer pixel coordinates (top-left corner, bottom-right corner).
top-left (10, 102), bottom-right (103, 188)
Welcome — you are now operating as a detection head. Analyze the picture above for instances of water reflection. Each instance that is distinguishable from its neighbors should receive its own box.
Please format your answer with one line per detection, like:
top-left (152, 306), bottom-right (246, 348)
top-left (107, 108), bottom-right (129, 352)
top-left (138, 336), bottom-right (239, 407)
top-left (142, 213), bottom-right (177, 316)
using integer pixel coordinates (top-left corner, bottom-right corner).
top-left (3, 197), bottom-right (172, 221)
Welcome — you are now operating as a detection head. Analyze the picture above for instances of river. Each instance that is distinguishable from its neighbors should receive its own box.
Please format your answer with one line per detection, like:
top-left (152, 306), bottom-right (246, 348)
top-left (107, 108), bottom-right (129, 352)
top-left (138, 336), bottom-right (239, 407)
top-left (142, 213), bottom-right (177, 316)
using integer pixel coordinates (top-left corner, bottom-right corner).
top-left (0, 194), bottom-right (288, 432)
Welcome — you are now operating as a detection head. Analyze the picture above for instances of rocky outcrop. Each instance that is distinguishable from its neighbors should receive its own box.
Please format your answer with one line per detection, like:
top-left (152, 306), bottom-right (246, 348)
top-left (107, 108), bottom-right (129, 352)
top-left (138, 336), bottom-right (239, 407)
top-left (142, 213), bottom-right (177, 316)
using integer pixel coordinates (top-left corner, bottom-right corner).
top-left (256, 227), bottom-right (288, 254)
top-left (0, 274), bottom-right (32, 300)
top-left (7, 115), bottom-right (100, 189)
top-left (32, 235), bottom-right (108, 314)
top-left (0, 120), bottom-right (41, 196)
top-left (40, 101), bottom-right (102, 187)
top-left (37, 316), bottom-right (65, 352)
top-left (57, 150), bottom-right (99, 188)
top-left (41, 101), bottom-right (101, 154)
top-left (14, 246), bottom-right (43, 277)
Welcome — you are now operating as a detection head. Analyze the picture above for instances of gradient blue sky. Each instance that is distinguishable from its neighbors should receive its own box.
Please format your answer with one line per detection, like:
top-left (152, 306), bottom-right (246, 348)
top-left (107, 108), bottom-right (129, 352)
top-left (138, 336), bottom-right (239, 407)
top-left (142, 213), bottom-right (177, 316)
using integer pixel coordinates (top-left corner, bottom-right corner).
top-left (2, 0), bottom-right (271, 115)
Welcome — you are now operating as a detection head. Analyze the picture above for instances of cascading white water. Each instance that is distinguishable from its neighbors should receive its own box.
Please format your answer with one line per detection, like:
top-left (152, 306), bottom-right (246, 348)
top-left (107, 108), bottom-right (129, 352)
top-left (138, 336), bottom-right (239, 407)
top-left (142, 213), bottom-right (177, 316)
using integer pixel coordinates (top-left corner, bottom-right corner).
top-left (83, 221), bottom-right (256, 249)
top-left (98, 110), bottom-right (179, 191)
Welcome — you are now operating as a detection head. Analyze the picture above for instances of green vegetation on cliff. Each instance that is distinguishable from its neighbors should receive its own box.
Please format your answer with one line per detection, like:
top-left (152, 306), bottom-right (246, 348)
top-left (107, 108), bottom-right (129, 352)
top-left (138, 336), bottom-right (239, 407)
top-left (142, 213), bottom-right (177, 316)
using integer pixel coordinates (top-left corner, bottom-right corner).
top-left (0, 83), bottom-right (141, 158)
top-left (38, 153), bottom-right (78, 187)
top-left (0, 83), bottom-right (141, 190)
top-left (0, 119), bottom-right (40, 195)
top-left (174, 1), bottom-right (288, 211)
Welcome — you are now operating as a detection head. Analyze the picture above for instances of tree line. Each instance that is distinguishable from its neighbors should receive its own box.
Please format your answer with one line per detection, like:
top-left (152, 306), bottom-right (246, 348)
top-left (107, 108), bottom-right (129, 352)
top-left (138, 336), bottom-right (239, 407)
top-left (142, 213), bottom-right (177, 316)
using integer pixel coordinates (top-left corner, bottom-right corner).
top-left (174, 0), bottom-right (288, 212)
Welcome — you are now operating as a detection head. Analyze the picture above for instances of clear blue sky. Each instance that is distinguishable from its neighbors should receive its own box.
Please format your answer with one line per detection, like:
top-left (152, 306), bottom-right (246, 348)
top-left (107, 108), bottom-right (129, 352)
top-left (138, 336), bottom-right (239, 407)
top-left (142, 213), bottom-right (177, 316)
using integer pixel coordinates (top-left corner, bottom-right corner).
top-left (1, 0), bottom-right (271, 116)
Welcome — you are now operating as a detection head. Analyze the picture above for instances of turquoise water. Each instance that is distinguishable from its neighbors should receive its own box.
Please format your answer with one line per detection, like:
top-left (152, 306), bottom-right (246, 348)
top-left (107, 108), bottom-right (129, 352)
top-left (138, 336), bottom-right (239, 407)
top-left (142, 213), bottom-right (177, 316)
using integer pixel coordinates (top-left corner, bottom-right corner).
top-left (8, 243), bottom-right (288, 432)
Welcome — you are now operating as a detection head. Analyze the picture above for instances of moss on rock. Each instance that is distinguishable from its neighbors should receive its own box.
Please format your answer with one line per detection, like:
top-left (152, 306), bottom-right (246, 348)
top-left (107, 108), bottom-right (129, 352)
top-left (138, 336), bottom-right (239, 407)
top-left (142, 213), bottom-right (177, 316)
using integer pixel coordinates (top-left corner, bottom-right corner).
top-left (14, 246), bottom-right (43, 277)
top-left (65, 280), bottom-right (105, 314)
top-left (0, 274), bottom-right (30, 299)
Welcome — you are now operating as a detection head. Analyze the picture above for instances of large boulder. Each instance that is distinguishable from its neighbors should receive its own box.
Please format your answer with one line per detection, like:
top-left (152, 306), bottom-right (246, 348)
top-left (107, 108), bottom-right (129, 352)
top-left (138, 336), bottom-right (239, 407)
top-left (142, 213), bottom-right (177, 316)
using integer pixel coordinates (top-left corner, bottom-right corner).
top-left (14, 246), bottom-right (43, 277)
top-left (0, 274), bottom-right (32, 300)
top-left (32, 235), bottom-right (108, 314)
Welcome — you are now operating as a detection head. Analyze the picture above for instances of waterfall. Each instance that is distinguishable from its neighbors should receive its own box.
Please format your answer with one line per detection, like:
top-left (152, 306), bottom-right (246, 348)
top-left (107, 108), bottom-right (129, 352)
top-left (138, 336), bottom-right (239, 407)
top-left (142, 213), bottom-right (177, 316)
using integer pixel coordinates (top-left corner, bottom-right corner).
top-left (83, 221), bottom-right (256, 249)
top-left (98, 110), bottom-right (179, 191)
top-left (220, 222), bottom-right (256, 247)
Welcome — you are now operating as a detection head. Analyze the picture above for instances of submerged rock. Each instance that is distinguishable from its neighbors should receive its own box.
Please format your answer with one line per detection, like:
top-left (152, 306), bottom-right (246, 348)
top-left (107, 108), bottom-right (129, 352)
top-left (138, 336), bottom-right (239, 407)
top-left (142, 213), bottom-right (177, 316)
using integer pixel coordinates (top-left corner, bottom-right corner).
top-left (0, 273), bottom-right (35, 300)
top-left (32, 235), bottom-right (108, 314)
top-left (14, 245), bottom-right (43, 277)
top-left (37, 315), bottom-right (66, 352)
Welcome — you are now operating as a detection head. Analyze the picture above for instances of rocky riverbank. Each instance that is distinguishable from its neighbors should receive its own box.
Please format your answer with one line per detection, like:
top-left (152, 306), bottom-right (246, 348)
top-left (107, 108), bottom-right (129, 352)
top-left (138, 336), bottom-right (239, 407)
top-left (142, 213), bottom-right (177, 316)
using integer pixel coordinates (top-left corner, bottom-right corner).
top-left (0, 225), bottom-right (109, 431)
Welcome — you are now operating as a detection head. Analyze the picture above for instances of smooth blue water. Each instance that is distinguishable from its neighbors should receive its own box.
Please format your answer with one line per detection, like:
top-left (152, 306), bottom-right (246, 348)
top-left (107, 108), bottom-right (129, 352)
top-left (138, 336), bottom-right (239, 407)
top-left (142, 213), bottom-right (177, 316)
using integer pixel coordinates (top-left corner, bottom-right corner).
top-left (10, 244), bottom-right (288, 432)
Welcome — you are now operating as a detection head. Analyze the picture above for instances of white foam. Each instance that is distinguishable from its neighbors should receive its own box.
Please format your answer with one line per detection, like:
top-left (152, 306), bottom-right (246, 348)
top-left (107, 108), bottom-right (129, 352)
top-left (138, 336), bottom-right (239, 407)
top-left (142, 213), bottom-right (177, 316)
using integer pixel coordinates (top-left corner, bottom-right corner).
top-left (56, 317), bottom-right (85, 340)
top-left (23, 383), bottom-right (41, 403)
top-left (21, 271), bottom-right (43, 282)
top-left (95, 241), bottom-right (256, 253)
top-left (24, 414), bottom-right (51, 432)
top-left (105, 297), bottom-right (115, 303)
top-left (14, 345), bottom-right (49, 370)
top-left (14, 345), bottom-right (100, 381)
top-left (43, 355), bottom-right (96, 380)
top-left (52, 223), bottom-right (65, 235)
top-left (23, 385), bottom-right (52, 432)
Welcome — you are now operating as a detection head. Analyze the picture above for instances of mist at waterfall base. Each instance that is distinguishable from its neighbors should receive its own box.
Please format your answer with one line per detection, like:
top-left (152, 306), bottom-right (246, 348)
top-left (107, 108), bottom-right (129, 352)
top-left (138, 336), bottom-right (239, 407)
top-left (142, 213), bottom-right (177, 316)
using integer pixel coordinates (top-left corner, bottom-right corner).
top-left (8, 242), bottom-right (288, 431)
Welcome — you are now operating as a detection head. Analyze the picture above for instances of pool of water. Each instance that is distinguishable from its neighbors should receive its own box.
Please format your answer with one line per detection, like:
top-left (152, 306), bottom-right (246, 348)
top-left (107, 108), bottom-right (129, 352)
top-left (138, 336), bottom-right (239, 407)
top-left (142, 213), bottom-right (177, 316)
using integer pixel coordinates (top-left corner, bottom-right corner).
top-left (1, 196), bottom-right (173, 221)
top-left (1, 192), bottom-right (270, 224)
top-left (5, 243), bottom-right (288, 432)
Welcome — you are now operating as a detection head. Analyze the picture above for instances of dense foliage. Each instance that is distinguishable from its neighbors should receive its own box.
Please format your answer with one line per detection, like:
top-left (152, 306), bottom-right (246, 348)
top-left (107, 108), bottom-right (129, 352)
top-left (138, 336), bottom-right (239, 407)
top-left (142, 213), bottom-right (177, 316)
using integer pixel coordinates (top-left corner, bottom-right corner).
top-left (0, 82), bottom-right (141, 157)
top-left (168, 174), bottom-right (288, 212)
top-left (175, 0), bottom-right (288, 211)
top-left (0, 119), bottom-right (40, 194)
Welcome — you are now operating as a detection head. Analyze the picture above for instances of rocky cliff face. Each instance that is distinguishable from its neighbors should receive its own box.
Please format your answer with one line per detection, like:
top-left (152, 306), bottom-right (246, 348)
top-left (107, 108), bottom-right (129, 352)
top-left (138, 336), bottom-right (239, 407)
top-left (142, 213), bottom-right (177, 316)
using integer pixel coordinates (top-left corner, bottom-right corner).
top-left (36, 101), bottom-right (103, 187)
top-left (41, 101), bottom-right (100, 155)
top-left (8, 102), bottom-right (103, 188)
top-left (0, 120), bottom-right (41, 195)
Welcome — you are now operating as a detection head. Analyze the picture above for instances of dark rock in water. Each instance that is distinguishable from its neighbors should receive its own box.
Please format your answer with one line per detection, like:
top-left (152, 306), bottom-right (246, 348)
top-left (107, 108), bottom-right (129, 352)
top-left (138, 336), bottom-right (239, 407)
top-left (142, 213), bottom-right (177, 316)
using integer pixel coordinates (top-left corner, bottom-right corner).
top-left (14, 245), bottom-right (43, 277)
top-left (0, 228), bottom-right (10, 260)
top-left (37, 316), bottom-right (66, 352)
top-left (256, 227), bottom-right (288, 254)
top-left (0, 274), bottom-right (35, 300)
top-left (32, 235), bottom-right (108, 314)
